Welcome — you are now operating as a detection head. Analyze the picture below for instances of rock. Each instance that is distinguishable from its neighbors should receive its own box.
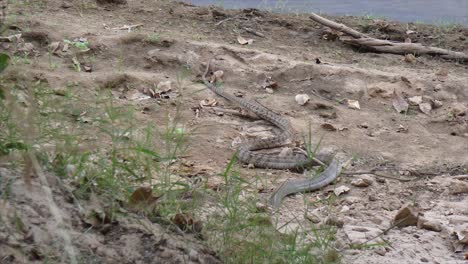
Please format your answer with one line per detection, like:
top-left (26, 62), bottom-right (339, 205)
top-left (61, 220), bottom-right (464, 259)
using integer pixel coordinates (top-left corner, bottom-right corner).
top-left (157, 80), bottom-right (172, 91)
top-left (393, 204), bottom-right (419, 227)
top-left (408, 96), bottom-right (423, 105)
top-left (432, 99), bottom-right (443, 108)
top-left (324, 216), bottom-right (344, 228)
top-left (450, 103), bottom-right (467, 116)
top-left (265, 87), bottom-right (274, 94)
top-left (334, 185), bottom-right (350, 196)
top-left (404, 54), bottom-right (416, 63)
top-left (449, 180), bottom-right (468, 194)
top-left (295, 94), bottom-right (310, 105)
top-left (417, 218), bottom-right (442, 232)
top-left (419, 102), bottom-right (432, 115)
top-left (434, 84), bottom-right (443, 91)
top-left (367, 82), bottom-right (400, 98)
top-left (343, 225), bottom-right (384, 244)
top-left (306, 213), bottom-right (321, 224)
top-left (255, 202), bottom-right (267, 212)
top-left (351, 176), bottom-right (373, 187)
top-left (374, 247), bottom-right (386, 256)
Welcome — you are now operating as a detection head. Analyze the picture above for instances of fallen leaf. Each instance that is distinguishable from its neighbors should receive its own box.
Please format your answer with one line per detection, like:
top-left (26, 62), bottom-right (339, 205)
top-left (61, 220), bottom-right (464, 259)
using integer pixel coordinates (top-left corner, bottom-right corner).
top-left (321, 123), bottom-right (337, 131)
top-left (260, 76), bottom-right (278, 89)
top-left (334, 186), bottom-right (350, 196)
top-left (200, 98), bottom-right (217, 107)
top-left (404, 54), bottom-right (416, 63)
top-left (127, 186), bottom-right (160, 212)
top-left (172, 213), bottom-right (202, 233)
top-left (396, 124), bottom-right (408, 133)
top-left (419, 102), bottom-right (432, 115)
top-left (48, 41), bottom-right (61, 55)
top-left (295, 94), bottom-right (310, 105)
top-left (237, 35), bottom-right (253, 45)
top-left (83, 65), bottom-right (92, 72)
top-left (211, 70), bottom-right (224, 82)
top-left (346, 99), bottom-right (360, 110)
top-left (392, 91), bottom-right (409, 113)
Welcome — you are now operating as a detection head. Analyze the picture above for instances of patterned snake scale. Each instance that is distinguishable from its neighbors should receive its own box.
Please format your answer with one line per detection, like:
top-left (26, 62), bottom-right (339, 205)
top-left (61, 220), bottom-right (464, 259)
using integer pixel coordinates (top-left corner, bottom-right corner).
top-left (202, 57), bottom-right (342, 208)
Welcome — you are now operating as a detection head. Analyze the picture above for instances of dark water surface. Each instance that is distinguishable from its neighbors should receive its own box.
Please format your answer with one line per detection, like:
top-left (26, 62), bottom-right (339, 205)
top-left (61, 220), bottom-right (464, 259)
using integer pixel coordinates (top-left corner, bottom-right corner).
top-left (185, 0), bottom-right (468, 25)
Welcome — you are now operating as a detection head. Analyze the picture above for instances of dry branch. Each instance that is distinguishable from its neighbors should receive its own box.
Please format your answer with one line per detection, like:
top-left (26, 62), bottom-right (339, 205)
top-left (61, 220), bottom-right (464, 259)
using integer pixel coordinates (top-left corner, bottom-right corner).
top-left (310, 13), bottom-right (468, 62)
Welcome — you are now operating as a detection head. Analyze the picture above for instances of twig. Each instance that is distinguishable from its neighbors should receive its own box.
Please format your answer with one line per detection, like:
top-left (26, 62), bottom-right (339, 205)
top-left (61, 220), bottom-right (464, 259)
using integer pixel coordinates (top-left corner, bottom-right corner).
top-left (111, 24), bottom-right (144, 32)
top-left (215, 15), bottom-right (240, 26)
top-left (309, 12), bottom-right (468, 62)
top-left (243, 27), bottom-right (265, 38)
top-left (452, 175), bottom-right (468, 180)
top-left (342, 170), bottom-right (417, 182)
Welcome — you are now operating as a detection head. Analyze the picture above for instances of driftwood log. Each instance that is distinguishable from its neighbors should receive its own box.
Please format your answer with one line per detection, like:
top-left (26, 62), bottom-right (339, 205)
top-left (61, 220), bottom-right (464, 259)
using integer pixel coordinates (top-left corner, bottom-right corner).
top-left (310, 13), bottom-right (468, 62)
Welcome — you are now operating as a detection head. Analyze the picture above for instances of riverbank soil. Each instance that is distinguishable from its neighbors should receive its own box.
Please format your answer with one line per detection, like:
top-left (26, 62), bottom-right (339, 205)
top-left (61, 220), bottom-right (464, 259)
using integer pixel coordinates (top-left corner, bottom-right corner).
top-left (0, 0), bottom-right (467, 263)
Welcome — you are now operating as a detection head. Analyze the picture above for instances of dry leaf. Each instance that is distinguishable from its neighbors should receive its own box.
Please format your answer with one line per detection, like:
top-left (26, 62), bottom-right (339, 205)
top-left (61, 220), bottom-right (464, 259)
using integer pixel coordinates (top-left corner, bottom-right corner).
top-left (237, 35), bottom-right (253, 45)
top-left (260, 76), bottom-right (278, 89)
top-left (321, 123), bottom-right (337, 131)
top-left (346, 99), bottom-right (360, 110)
top-left (127, 186), bottom-right (160, 212)
top-left (295, 94), bottom-right (310, 105)
top-left (172, 213), bottom-right (203, 233)
top-left (419, 102), bottom-right (432, 115)
top-left (211, 70), bottom-right (224, 82)
top-left (404, 54), bottom-right (416, 63)
top-left (334, 185), bottom-right (350, 196)
top-left (392, 91), bottom-right (409, 113)
top-left (48, 41), bottom-right (61, 55)
top-left (200, 98), bottom-right (217, 107)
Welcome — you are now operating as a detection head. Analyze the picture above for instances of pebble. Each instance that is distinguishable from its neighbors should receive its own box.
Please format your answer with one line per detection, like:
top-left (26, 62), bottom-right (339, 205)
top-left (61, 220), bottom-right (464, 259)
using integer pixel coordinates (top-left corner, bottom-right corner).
top-left (449, 180), bottom-right (468, 194)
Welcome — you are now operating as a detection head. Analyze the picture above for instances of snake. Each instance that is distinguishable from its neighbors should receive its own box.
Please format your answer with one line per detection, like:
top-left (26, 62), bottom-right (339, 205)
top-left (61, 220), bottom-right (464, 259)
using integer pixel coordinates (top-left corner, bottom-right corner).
top-left (202, 57), bottom-right (342, 208)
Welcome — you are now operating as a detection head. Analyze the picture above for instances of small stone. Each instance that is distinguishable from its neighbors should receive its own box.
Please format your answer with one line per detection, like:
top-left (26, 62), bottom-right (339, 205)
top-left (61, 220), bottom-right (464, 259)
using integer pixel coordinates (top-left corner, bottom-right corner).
top-left (306, 213), bottom-right (321, 224)
top-left (417, 218), bottom-right (442, 232)
top-left (157, 80), bottom-right (172, 91)
top-left (432, 99), bottom-right (443, 108)
top-left (393, 204), bottom-right (419, 227)
top-left (188, 249), bottom-right (199, 261)
top-left (420, 257), bottom-right (429, 262)
top-left (408, 96), bottom-right (423, 106)
top-left (255, 202), bottom-right (267, 212)
top-left (449, 179), bottom-right (468, 194)
top-left (404, 54), bottom-right (416, 63)
top-left (450, 103), bottom-right (467, 116)
top-left (419, 102), bottom-right (432, 115)
top-left (434, 84), bottom-right (443, 91)
top-left (374, 248), bottom-right (386, 256)
top-left (351, 177), bottom-right (372, 187)
top-left (265, 87), bottom-right (274, 94)
top-left (358, 122), bottom-right (369, 129)
top-left (324, 216), bottom-right (344, 228)
top-left (295, 94), bottom-right (310, 105)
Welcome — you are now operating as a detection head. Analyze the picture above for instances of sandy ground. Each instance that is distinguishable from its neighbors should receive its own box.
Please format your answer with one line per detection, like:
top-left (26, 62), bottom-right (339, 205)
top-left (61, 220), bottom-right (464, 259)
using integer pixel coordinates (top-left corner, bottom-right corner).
top-left (0, 0), bottom-right (467, 263)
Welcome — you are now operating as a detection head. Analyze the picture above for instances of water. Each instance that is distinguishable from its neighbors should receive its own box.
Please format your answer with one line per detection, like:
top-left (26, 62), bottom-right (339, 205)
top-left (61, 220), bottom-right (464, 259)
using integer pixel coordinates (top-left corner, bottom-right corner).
top-left (185, 0), bottom-right (468, 25)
